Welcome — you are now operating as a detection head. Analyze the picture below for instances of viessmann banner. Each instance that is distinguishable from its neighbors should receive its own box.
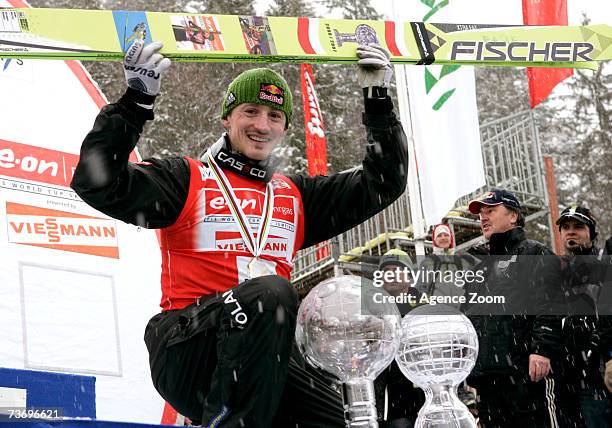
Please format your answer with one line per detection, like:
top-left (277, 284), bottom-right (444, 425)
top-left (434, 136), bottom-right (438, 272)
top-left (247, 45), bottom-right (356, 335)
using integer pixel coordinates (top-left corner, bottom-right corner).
top-left (6, 201), bottom-right (119, 258)
top-left (0, 8), bottom-right (610, 68)
top-left (0, 0), bottom-right (165, 423)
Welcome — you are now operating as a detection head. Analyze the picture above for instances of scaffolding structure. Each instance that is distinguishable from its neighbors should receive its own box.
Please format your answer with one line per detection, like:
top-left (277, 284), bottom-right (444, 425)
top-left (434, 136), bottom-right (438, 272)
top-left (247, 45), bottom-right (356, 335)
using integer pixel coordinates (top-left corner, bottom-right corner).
top-left (291, 110), bottom-right (549, 291)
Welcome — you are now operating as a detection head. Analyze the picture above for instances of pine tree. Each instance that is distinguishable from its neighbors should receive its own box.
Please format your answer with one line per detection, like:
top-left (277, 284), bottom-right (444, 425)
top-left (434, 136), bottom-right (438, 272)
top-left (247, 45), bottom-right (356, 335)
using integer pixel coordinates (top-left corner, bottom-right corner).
top-left (282, 0), bottom-right (383, 174)
top-left (319, 0), bottom-right (381, 20)
top-left (474, 67), bottom-right (530, 124)
top-left (540, 61), bottom-right (612, 238)
top-left (267, 0), bottom-right (314, 17)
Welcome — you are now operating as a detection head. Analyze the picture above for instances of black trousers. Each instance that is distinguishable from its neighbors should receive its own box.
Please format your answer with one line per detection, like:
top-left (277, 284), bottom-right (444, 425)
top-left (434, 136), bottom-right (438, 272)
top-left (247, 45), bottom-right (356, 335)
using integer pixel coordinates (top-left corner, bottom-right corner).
top-left (144, 275), bottom-right (344, 428)
top-left (469, 374), bottom-right (563, 428)
top-left (375, 361), bottom-right (424, 427)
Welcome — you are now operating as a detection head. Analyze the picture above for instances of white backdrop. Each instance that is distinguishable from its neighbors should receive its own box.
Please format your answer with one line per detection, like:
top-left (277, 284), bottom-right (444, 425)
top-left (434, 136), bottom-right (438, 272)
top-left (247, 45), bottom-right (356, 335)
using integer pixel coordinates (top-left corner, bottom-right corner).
top-left (0, 0), bottom-right (165, 423)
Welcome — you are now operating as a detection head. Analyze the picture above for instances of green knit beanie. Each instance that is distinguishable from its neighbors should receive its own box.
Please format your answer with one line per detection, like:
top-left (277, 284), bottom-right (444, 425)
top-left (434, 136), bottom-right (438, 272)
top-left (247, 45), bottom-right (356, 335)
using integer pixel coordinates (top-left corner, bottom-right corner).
top-left (379, 249), bottom-right (415, 271)
top-left (221, 68), bottom-right (293, 127)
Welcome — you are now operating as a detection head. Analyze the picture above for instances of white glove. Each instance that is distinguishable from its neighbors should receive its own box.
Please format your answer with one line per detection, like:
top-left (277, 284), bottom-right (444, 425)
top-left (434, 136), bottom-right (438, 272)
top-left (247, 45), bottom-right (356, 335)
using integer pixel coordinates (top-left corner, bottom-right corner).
top-left (356, 44), bottom-right (393, 92)
top-left (123, 40), bottom-right (171, 96)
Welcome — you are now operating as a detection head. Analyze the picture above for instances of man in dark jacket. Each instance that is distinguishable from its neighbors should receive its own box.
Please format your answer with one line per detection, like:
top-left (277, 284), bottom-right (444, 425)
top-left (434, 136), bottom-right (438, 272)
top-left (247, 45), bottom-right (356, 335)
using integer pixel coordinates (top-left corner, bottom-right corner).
top-left (557, 205), bottom-right (612, 427)
top-left (462, 189), bottom-right (564, 427)
top-left (70, 40), bottom-right (408, 427)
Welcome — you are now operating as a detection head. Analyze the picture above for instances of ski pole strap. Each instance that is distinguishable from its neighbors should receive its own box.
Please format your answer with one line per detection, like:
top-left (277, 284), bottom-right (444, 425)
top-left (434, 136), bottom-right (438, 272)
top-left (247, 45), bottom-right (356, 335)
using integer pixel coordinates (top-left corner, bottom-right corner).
top-left (410, 22), bottom-right (435, 65)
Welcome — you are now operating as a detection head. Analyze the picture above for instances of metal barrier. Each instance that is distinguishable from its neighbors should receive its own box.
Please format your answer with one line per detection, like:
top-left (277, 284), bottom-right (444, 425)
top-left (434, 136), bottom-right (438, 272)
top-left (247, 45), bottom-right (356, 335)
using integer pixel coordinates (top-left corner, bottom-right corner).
top-left (292, 110), bottom-right (547, 285)
top-left (456, 110), bottom-right (546, 210)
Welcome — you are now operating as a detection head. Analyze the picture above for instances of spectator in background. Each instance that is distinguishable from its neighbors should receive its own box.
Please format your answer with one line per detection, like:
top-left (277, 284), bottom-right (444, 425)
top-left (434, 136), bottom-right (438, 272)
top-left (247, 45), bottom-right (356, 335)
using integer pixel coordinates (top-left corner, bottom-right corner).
top-left (416, 224), bottom-right (474, 307)
top-left (557, 205), bottom-right (612, 427)
top-left (374, 249), bottom-right (424, 427)
top-left (377, 249), bottom-right (420, 316)
top-left (462, 189), bottom-right (564, 427)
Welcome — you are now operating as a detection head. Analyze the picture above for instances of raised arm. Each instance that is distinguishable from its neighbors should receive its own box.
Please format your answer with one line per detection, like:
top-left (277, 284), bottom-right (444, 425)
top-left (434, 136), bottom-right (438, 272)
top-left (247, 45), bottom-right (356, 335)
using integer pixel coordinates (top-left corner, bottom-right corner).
top-left (71, 41), bottom-right (189, 229)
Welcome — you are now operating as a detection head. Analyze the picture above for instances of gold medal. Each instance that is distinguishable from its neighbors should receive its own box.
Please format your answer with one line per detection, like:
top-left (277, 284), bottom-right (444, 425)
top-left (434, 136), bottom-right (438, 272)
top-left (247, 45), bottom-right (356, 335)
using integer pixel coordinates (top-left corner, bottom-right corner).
top-left (247, 257), bottom-right (269, 279)
top-left (206, 153), bottom-right (275, 279)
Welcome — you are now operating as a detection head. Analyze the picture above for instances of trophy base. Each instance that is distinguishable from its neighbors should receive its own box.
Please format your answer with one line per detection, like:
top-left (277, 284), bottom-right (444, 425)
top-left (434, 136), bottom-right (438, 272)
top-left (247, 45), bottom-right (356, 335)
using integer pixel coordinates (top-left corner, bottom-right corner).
top-left (342, 378), bottom-right (379, 427)
top-left (416, 408), bottom-right (477, 428)
top-left (415, 384), bottom-right (477, 428)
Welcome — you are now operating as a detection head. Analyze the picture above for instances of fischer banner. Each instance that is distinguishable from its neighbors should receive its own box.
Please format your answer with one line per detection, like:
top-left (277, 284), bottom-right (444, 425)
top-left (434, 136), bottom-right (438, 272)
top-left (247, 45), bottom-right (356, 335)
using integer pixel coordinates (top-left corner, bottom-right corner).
top-left (0, 8), bottom-right (610, 68)
top-left (0, 0), bottom-right (164, 423)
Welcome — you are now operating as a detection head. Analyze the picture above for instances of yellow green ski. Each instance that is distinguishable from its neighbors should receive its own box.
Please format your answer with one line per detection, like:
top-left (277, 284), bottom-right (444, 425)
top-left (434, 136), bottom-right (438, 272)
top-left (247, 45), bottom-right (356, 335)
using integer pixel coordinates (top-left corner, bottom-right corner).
top-left (0, 8), bottom-right (610, 69)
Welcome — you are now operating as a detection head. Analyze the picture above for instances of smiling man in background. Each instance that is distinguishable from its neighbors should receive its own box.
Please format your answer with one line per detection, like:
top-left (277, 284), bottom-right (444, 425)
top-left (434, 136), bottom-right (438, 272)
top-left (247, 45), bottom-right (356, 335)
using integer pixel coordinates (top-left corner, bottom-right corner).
top-left (462, 189), bottom-right (564, 427)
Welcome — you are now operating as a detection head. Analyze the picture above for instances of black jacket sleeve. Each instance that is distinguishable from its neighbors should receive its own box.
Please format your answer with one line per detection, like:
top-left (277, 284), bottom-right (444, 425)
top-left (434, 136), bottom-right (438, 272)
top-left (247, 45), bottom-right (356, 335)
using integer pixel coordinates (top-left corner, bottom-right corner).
top-left (70, 91), bottom-right (190, 228)
top-left (530, 247), bottom-right (564, 360)
top-left (288, 95), bottom-right (408, 249)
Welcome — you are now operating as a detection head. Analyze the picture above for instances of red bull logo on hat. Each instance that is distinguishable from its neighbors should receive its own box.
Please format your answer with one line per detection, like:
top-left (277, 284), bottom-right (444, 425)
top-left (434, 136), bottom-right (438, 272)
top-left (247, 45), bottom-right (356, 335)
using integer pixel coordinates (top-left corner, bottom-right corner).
top-left (259, 83), bottom-right (285, 105)
top-left (261, 83), bottom-right (284, 95)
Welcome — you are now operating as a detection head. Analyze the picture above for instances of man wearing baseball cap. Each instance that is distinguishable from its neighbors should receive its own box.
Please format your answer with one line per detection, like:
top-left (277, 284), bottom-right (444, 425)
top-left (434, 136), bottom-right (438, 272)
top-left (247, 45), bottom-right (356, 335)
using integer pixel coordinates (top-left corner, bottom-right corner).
top-left (556, 205), bottom-right (612, 426)
top-left (467, 188), bottom-right (525, 240)
top-left (557, 204), bottom-right (599, 256)
top-left (71, 39), bottom-right (408, 427)
top-left (463, 188), bottom-right (564, 426)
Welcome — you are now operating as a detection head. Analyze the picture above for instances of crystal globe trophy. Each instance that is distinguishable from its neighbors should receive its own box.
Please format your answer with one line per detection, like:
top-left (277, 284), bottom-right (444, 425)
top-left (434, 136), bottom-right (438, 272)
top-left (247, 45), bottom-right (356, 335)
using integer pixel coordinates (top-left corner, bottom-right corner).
top-left (295, 275), bottom-right (401, 427)
top-left (395, 304), bottom-right (478, 427)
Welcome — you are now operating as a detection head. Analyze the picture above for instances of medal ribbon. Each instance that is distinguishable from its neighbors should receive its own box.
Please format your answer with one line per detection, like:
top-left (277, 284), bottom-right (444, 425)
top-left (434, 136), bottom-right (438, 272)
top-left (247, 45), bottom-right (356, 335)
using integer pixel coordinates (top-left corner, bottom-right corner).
top-left (206, 153), bottom-right (274, 258)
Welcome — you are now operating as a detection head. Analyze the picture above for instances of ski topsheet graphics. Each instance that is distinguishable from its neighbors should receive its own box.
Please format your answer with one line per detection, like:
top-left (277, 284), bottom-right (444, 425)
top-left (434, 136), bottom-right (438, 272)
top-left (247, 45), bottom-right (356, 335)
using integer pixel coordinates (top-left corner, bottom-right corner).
top-left (0, 8), bottom-right (610, 68)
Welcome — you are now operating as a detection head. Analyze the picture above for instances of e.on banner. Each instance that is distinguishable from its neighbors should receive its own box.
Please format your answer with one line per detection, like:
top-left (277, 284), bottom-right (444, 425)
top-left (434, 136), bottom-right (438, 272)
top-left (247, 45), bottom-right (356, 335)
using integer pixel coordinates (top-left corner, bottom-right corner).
top-left (6, 201), bottom-right (119, 258)
top-left (0, 138), bottom-right (80, 188)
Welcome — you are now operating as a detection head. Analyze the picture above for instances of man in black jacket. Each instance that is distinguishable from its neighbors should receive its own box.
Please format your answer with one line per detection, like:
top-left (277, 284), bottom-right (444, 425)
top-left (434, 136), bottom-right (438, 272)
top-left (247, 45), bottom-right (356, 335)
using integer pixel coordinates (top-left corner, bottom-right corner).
top-left (557, 205), bottom-right (612, 427)
top-left (462, 189), bottom-right (564, 427)
top-left (71, 40), bottom-right (408, 427)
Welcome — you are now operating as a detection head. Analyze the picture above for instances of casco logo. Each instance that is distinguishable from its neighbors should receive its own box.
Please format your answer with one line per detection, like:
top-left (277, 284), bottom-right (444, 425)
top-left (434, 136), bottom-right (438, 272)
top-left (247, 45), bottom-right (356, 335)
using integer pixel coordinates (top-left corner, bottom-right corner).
top-left (218, 151), bottom-right (245, 171)
top-left (217, 152), bottom-right (267, 179)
